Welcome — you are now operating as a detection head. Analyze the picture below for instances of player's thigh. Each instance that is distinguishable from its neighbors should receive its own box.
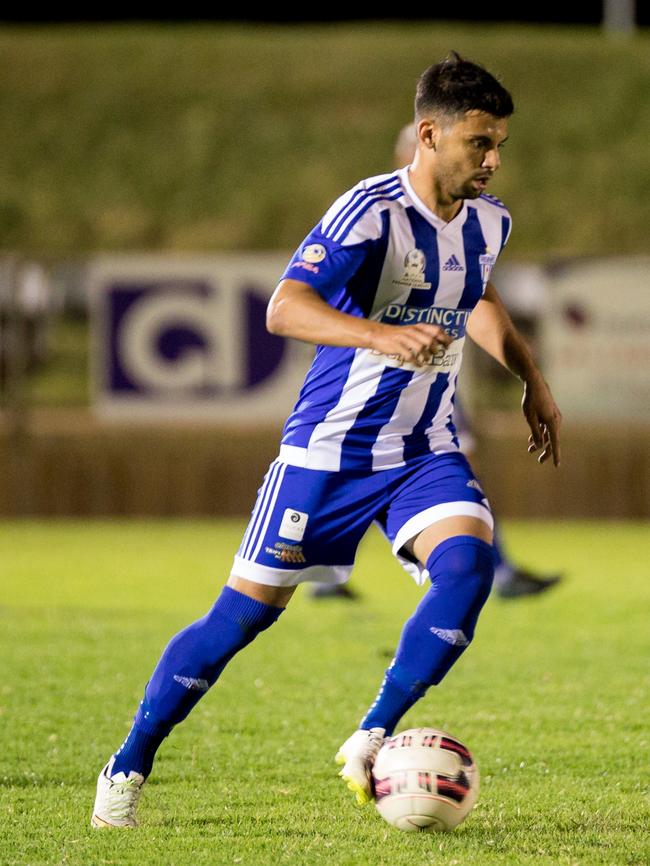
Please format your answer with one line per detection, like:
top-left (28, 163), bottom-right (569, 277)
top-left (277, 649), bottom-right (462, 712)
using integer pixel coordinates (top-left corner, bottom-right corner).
top-left (384, 451), bottom-right (493, 573)
top-left (409, 515), bottom-right (493, 566)
top-left (231, 459), bottom-right (384, 590)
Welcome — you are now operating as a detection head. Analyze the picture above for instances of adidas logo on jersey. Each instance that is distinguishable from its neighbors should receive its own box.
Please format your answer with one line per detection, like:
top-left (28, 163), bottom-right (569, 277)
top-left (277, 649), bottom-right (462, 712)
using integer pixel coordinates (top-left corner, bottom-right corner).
top-left (442, 255), bottom-right (464, 272)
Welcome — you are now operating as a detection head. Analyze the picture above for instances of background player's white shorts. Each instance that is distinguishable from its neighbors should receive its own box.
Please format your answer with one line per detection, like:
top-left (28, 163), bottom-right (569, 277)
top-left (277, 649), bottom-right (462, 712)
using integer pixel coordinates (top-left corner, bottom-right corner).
top-left (231, 450), bottom-right (493, 588)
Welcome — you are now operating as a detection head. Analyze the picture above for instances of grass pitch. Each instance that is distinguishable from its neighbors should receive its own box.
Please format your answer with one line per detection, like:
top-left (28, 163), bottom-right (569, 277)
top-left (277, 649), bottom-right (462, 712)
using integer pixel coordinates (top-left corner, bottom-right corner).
top-left (0, 520), bottom-right (648, 866)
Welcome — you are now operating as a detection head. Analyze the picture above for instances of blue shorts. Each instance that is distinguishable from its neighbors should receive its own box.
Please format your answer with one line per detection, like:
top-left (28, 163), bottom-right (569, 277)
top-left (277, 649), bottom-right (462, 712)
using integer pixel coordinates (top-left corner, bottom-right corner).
top-left (231, 451), bottom-right (493, 587)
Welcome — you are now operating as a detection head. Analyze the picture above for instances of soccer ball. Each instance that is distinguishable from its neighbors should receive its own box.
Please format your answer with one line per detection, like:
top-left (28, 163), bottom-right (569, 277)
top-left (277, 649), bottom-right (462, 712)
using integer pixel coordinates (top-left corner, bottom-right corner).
top-left (372, 727), bottom-right (479, 832)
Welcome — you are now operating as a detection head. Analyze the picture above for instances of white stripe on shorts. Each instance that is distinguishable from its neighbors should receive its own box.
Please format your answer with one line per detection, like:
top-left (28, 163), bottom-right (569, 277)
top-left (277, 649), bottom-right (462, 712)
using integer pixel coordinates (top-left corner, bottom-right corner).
top-left (249, 463), bottom-right (287, 562)
top-left (240, 461), bottom-right (283, 561)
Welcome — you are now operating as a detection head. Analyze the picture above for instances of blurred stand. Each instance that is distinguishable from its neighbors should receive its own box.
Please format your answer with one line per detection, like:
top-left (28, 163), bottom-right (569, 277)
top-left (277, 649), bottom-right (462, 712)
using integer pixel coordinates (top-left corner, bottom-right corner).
top-left (0, 253), bottom-right (648, 519)
top-left (1, 258), bottom-right (54, 432)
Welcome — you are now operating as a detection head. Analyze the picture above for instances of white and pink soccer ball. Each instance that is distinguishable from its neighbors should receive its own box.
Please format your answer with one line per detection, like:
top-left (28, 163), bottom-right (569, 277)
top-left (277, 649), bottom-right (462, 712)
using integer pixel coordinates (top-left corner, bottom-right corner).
top-left (372, 727), bottom-right (480, 832)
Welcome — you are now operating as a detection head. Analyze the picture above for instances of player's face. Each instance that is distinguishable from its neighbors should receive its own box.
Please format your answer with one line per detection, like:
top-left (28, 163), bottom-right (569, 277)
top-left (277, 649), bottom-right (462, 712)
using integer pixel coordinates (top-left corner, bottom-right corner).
top-left (434, 110), bottom-right (509, 200)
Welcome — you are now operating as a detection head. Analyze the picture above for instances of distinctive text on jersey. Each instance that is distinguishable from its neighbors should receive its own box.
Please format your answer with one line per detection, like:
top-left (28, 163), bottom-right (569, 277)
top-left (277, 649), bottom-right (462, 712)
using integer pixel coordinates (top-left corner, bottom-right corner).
top-left (382, 305), bottom-right (471, 338)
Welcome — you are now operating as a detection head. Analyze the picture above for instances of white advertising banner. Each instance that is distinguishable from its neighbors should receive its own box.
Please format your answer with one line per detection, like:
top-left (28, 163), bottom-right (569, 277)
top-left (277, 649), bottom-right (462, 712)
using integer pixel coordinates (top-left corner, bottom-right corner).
top-left (90, 253), bottom-right (315, 423)
top-left (542, 257), bottom-right (650, 421)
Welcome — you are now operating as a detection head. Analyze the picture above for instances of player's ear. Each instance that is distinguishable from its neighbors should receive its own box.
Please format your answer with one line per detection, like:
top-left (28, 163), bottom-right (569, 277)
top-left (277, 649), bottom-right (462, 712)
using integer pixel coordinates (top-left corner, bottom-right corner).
top-left (416, 119), bottom-right (438, 151)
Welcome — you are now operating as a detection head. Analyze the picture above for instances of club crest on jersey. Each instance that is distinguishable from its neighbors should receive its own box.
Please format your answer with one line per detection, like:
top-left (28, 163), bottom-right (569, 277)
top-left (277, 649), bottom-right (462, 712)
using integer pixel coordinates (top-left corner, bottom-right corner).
top-left (301, 243), bottom-right (327, 264)
top-left (479, 248), bottom-right (497, 289)
top-left (393, 248), bottom-right (431, 290)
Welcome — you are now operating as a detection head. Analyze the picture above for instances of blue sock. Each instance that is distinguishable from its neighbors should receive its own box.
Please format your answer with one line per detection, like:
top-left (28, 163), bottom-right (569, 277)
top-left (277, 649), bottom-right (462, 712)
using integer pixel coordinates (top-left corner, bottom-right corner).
top-left (361, 536), bottom-right (494, 735)
top-left (111, 586), bottom-right (284, 778)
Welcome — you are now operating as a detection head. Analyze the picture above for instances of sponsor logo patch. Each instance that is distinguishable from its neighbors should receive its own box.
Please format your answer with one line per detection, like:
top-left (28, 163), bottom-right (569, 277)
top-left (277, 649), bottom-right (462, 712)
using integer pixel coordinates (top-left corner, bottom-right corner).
top-left (292, 260), bottom-right (320, 274)
top-left (264, 542), bottom-right (307, 564)
top-left (279, 508), bottom-right (309, 541)
top-left (381, 304), bottom-right (470, 339)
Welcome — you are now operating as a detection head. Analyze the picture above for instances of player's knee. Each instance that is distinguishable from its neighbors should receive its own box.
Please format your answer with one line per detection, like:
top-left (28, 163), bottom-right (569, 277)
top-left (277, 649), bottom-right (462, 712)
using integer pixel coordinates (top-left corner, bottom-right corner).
top-left (203, 585), bottom-right (285, 640)
top-left (167, 586), bottom-right (285, 668)
top-left (428, 535), bottom-right (494, 611)
top-left (388, 537), bottom-right (495, 692)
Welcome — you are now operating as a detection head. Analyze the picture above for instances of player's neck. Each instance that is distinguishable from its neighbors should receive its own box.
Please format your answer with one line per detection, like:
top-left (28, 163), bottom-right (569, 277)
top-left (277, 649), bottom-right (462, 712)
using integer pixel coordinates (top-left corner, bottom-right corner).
top-left (406, 163), bottom-right (463, 224)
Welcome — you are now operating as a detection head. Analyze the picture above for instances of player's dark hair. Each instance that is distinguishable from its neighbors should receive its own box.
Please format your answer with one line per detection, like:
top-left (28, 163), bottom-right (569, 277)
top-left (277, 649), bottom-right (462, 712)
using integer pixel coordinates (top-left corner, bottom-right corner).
top-left (415, 51), bottom-right (514, 121)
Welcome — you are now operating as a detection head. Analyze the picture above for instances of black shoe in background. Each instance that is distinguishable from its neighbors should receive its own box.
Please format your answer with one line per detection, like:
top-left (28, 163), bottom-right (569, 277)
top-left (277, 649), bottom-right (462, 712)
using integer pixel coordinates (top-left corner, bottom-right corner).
top-left (495, 568), bottom-right (562, 599)
top-left (310, 583), bottom-right (360, 601)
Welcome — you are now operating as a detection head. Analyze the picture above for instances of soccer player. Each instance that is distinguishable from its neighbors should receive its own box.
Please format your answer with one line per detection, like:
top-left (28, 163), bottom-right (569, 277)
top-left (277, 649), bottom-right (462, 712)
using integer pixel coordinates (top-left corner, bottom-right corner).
top-left (92, 51), bottom-right (561, 827)
top-left (311, 123), bottom-right (562, 601)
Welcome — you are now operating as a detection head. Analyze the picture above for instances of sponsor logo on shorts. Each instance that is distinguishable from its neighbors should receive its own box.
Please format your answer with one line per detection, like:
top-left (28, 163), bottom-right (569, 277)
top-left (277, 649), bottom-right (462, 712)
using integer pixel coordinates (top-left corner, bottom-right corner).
top-left (279, 508), bottom-right (309, 541)
top-left (466, 479), bottom-right (484, 494)
top-left (264, 542), bottom-right (306, 564)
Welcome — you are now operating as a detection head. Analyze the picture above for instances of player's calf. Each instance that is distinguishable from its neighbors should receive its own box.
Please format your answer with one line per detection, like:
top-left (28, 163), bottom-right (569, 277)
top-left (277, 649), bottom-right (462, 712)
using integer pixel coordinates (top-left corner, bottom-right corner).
top-left (92, 585), bottom-right (286, 827)
top-left (360, 535), bottom-right (494, 736)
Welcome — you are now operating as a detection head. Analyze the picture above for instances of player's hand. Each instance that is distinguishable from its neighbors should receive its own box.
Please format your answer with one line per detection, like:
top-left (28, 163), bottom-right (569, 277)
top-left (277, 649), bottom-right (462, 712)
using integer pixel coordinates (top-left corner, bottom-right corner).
top-left (367, 322), bottom-right (453, 368)
top-left (522, 375), bottom-right (562, 466)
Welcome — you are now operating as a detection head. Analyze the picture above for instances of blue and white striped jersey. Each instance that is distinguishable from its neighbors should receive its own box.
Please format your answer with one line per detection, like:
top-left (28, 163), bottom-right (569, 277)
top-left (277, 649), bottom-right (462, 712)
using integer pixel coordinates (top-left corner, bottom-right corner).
top-left (278, 165), bottom-right (512, 472)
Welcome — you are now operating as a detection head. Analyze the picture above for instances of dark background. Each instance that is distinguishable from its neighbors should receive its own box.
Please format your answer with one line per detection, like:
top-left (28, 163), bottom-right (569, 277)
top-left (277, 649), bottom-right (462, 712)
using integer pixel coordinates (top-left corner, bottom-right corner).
top-left (1, 7), bottom-right (648, 25)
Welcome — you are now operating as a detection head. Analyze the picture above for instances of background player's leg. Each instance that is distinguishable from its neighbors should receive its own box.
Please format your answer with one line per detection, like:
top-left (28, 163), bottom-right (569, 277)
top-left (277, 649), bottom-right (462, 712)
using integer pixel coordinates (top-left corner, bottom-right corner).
top-left (309, 580), bottom-right (359, 601)
top-left (491, 520), bottom-right (563, 597)
top-left (109, 579), bottom-right (294, 780)
top-left (360, 517), bottom-right (493, 736)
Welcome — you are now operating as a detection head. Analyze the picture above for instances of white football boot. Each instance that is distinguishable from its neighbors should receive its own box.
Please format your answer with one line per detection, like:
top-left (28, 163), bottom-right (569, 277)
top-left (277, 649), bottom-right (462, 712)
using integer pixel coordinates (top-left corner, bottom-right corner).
top-left (91, 756), bottom-right (145, 828)
top-left (335, 727), bottom-right (386, 805)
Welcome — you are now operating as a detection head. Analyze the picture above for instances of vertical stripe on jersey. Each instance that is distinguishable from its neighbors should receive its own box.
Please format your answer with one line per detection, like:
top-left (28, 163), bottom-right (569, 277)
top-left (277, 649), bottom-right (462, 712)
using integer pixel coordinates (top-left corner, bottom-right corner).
top-left (458, 206), bottom-right (487, 309)
top-left (500, 215), bottom-right (511, 251)
top-left (404, 207), bottom-right (440, 305)
top-left (446, 414), bottom-right (460, 449)
top-left (282, 346), bottom-right (358, 448)
top-left (347, 209), bottom-right (391, 316)
top-left (281, 212), bottom-right (391, 451)
top-left (445, 380), bottom-right (461, 448)
top-left (401, 373), bottom-right (451, 462)
top-left (339, 366), bottom-right (414, 471)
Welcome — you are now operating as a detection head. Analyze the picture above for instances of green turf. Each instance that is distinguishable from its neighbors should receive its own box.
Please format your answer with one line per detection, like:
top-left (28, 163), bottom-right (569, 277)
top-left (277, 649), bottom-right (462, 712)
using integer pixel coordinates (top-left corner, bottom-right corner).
top-left (0, 520), bottom-right (648, 865)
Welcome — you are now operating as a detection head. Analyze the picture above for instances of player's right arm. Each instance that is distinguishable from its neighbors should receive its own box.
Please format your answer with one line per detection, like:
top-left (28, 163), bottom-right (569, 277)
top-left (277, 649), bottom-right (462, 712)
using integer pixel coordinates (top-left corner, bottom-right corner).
top-left (267, 278), bottom-right (451, 367)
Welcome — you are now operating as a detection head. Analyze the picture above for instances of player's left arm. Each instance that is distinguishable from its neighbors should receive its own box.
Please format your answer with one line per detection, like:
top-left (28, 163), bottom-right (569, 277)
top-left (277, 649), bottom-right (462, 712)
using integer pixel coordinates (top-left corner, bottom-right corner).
top-left (466, 280), bottom-right (562, 467)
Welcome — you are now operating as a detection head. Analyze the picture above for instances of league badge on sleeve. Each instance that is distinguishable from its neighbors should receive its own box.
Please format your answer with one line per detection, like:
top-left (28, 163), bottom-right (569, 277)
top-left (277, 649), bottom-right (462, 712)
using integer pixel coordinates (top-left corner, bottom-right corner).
top-left (301, 244), bottom-right (327, 263)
